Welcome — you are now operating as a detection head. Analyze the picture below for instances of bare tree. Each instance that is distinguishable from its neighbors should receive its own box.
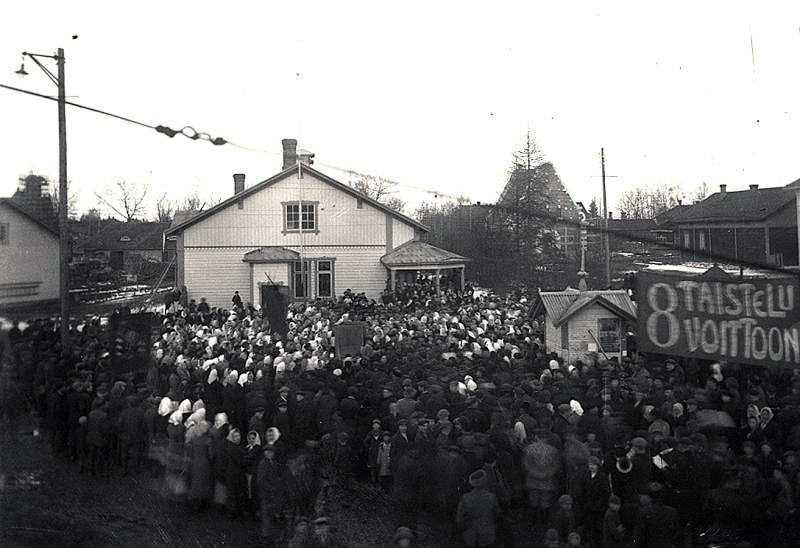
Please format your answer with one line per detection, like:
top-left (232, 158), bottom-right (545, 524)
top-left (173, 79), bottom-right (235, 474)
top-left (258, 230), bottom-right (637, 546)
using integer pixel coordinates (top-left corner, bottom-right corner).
top-left (175, 189), bottom-right (222, 212)
top-left (692, 181), bottom-right (710, 202)
top-left (154, 193), bottom-right (174, 222)
top-left (348, 174), bottom-right (406, 213)
top-left (96, 180), bottom-right (150, 221)
top-left (46, 178), bottom-right (80, 219)
top-left (617, 184), bottom-right (682, 219)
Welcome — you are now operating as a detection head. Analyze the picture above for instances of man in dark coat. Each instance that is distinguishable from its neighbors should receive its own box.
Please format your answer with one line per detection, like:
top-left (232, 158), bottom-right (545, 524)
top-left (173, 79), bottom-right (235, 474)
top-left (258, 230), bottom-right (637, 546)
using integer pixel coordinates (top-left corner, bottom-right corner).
top-left (117, 395), bottom-right (146, 475)
top-left (86, 400), bottom-right (112, 476)
top-left (390, 420), bottom-right (412, 475)
top-left (393, 448), bottom-right (425, 531)
top-left (257, 445), bottom-right (285, 542)
top-left (455, 469), bottom-right (500, 548)
top-left (632, 493), bottom-right (679, 548)
top-left (582, 455), bottom-right (610, 546)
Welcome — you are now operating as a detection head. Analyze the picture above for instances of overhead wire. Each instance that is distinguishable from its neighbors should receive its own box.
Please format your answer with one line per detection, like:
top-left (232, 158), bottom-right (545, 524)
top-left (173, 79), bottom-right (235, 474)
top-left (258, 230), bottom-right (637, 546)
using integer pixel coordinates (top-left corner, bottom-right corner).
top-left (3, 80), bottom-right (793, 279)
top-left (0, 82), bottom-right (227, 144)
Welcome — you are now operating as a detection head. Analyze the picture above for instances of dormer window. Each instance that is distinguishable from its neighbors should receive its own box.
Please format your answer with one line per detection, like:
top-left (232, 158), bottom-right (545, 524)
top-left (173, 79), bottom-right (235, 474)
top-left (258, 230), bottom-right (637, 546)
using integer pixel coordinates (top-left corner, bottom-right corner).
top-left (119, 236), bottom-right (131, 242)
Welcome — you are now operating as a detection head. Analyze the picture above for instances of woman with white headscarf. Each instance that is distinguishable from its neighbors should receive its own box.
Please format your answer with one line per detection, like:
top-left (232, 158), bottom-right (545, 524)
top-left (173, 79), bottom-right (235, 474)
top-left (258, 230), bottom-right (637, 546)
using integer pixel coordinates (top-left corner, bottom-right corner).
top-left (211, 413), bottom-right (231, 506)
top-left (187, 420), bottom-right (213, 510)
top-left (184, 408), bottom-right (206, 444)
top-left (165, 410), bottom-right (188, 496)
top-left (264, 426), bottom-right (287, 464)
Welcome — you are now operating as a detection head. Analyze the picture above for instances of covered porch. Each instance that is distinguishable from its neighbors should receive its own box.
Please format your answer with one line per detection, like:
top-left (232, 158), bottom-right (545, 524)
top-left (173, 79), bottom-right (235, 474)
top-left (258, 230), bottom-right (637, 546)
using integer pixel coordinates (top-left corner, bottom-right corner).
top-left (380, 241), bottom-right (470, 296)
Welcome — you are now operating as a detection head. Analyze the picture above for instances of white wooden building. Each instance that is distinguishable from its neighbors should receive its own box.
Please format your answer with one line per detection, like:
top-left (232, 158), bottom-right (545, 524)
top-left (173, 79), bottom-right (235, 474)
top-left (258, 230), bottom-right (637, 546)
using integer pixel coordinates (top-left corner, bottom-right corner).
top-left (537, 288), bottom-right (636, 363)
top-left (165, 139), bottom-right (468, 309)
top-left (0, 198), bottom-right (60, 309)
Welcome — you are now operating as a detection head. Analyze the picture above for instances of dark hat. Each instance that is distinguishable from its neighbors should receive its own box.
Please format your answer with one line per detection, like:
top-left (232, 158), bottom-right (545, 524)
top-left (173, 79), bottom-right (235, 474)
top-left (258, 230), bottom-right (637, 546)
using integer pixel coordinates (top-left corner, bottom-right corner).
top-left (393, 526), bottom-right (414, 542)
top-left (372, 418), bottom-right (382, 426)
top-left (608, 494), bottom-right (622, 505)
top-left (631, 437), bottom-right (648, 449)
top-left (313, 516), bottom-right (330, 525)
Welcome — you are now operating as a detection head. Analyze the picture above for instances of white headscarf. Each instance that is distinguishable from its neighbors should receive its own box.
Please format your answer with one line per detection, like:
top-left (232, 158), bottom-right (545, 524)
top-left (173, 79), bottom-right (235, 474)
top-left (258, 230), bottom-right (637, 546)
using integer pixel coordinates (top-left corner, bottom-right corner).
top-left (513, 420), bottom-right (527, 444)
top-left (214, 412), bottom-right (229, 429)
top-left (184, 408), bottom-right (206, 429)
top-left (168, 410), bottom-right (184, 426)
top-left (158, 397), bottom-right (177, 417)
top-left (177, 399), bottom-right (192, 414)
top-left (238, 373), bottom-right (249, 387)
top-left (207, 368), bottom-right (219, 385)
top-left (192, 399), bottom-right (205, 412)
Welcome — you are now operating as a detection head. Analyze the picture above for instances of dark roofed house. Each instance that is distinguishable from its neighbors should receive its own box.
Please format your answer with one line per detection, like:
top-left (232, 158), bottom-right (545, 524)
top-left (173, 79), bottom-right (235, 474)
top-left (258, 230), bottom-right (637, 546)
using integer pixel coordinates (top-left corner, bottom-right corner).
top-left (83, 220), bottom-right (172, 275)
top-left (658, 182), bottom-right (800, 267)
top-left (497, 162), bottom-right (584, 255)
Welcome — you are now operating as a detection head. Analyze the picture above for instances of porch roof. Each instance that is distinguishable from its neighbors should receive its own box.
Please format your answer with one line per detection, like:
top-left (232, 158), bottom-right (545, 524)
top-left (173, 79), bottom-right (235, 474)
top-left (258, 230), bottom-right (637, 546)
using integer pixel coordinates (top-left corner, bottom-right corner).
top-left (242, 246), bottom-right (300, 263)
top-left (380, 240), bottom-right (470, 268)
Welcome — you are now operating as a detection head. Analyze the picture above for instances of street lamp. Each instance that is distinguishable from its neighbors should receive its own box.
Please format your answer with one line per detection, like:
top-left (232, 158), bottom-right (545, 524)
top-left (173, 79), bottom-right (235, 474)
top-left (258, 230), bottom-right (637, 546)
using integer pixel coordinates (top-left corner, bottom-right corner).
top-left (16, 49), bottom-right (69, 350)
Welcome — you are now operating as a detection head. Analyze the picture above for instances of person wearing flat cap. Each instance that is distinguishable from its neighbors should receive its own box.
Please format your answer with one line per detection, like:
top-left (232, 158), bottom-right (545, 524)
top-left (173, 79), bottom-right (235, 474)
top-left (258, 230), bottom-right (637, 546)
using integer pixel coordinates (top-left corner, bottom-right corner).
top-left (364, 419), bottom-right (383, 484)
top-left (456, 469), bottom-right (499, 548)
top-left (309, 516), bottom-right (344, 547)
top-left (393, 526), bottom-right (414, 547)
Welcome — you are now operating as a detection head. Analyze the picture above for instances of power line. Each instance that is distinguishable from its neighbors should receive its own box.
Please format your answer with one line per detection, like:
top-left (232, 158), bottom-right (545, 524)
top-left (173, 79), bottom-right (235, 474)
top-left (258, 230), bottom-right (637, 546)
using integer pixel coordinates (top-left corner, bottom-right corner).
top-left (0, 82), bottom-right (228, 145)
top-left (6, 79), bottom-right (789, 278)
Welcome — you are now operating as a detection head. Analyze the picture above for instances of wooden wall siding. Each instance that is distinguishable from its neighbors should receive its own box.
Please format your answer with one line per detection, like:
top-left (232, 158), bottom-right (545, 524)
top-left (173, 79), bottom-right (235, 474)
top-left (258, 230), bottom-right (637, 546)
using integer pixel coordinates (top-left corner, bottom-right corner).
top-left (392, 217), bottom-right (416, 248)
top-left (545, 303), bottom-right (623, 363)
top-left (184, 247), bottom-right (251, 308)
top-left (185, 245), bottom-right (389, 307)
top-left (184, 172), bottom-right (393, 248)
top-left (0, 202), bottom-right (60, 304)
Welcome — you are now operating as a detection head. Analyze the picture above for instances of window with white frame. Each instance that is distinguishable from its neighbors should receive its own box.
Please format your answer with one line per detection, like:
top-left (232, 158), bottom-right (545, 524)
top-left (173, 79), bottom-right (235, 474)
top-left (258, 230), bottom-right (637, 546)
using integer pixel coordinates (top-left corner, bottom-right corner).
top-left (285, 203), bottom-right (316, 231)
top-left (291, 260), bottom-right (311, 299)
top-left (317, 260), bottom-right (333, 298)
top-left (698, 232), bottom-right (706, 250)
top-left (683, 232), bottom-right (691, 249)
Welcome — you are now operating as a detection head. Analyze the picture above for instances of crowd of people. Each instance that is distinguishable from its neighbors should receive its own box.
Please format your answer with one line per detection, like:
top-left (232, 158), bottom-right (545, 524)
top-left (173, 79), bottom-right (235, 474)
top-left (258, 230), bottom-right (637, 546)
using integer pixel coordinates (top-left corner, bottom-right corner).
top-left (2, 280), bottom-right (800, 547)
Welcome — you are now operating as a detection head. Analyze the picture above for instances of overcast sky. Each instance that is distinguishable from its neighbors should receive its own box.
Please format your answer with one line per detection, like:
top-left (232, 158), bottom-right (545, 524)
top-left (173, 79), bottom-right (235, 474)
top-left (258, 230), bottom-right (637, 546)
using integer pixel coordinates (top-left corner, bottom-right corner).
top-left (2, 2), bottom-right (800, 219)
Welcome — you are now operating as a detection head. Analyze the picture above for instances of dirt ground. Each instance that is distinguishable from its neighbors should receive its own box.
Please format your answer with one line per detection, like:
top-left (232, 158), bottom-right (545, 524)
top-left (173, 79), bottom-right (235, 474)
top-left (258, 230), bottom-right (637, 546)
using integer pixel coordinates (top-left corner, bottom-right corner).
top-left (0, 421), bottom-right (461, 547)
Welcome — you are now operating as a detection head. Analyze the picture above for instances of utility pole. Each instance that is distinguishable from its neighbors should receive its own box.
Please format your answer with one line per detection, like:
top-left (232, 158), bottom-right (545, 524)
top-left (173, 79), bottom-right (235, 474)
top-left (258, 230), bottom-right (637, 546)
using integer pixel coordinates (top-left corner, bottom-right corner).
top-left (57, 48), bottom-right (69, 349)
top-left (601, 148), bottom-right (611, 289)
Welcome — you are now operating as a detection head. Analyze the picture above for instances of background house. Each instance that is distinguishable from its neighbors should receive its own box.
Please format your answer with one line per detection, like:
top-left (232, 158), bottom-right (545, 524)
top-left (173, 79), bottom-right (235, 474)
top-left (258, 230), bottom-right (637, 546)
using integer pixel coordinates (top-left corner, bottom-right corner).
top-left (660, 182), bottom-right (800, 267)
top-left (81, 220), bottom-right (172, 273)
top-left (0, 177), bottom-right (60, 309)
top-left (166, 139), bottom-right (466, 308)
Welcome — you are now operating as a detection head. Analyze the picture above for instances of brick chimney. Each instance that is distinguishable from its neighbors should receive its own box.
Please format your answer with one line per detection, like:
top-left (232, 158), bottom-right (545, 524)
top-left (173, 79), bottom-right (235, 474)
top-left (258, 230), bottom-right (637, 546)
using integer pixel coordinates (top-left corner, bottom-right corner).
top-left (282, 138), bottom-right (298, 170)
top-left (233, 173), bottom-right (246, 195)
top-left (720, 184), bottom-right (727, 196)
top-left (749, 184), bottom-right (759, 191)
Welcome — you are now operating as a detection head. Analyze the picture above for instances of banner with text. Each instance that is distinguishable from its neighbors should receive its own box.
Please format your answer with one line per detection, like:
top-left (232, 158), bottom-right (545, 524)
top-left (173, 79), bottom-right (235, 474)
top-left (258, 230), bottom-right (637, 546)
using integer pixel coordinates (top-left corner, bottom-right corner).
top-left (637, 271), bottom-right (800, 366)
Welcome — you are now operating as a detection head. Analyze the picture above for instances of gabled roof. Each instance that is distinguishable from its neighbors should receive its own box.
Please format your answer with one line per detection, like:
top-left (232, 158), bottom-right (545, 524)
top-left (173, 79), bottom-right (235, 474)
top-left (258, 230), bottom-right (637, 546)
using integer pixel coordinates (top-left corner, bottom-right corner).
top-left (666, 187), bottom-right (795, 224)
top-left (165, 164), bottom-right (429, 236)
top-left (380, 240), bottom-right (470, 267)
top-left (538, 288), bottom-right (636, 327)
top-left (0, 198), bottom-right (59, 237)
top-left (242, 247), bottom-right (300, 263)
top-left (83, 221), bottom-right (169, 251)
